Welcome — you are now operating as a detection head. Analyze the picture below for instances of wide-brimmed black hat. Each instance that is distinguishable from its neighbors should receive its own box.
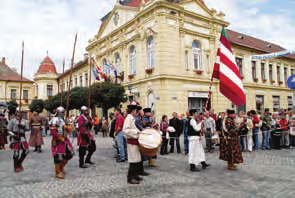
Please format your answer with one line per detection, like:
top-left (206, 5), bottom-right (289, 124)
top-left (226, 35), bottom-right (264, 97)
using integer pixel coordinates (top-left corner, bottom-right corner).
top-left (137, 106), bottom-right (142, 111)
top-left (143, 108), bottom-right (151, 113)
top-left (227, 109), bottom-right (235, 114)
top-left (189, 109), bottom-right (197, 116)
top-left (127, 101), bottom-right (138, 110)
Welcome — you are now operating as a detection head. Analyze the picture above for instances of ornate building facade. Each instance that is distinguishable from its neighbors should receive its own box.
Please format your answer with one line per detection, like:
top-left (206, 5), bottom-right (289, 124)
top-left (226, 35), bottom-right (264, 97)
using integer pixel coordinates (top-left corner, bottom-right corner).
top-left (85, 0), bottom-right (295, 119)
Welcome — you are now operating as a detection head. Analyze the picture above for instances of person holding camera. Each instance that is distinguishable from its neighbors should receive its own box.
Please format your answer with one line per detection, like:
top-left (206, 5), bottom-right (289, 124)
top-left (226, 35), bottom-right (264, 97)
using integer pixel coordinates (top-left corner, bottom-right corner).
top-left (260, 108), bottom-right (272, 150)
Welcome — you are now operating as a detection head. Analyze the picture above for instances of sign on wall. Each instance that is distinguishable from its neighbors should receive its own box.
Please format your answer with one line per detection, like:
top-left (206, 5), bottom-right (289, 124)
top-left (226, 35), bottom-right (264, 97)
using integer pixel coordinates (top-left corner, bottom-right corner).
top-left (188, 91), bottom-right (208, 98)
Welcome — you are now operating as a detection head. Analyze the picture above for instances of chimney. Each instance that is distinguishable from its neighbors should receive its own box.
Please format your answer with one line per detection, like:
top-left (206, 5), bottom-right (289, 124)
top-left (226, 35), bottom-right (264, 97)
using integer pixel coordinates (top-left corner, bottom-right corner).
top-left (2, 57), bottom-right (5, 64)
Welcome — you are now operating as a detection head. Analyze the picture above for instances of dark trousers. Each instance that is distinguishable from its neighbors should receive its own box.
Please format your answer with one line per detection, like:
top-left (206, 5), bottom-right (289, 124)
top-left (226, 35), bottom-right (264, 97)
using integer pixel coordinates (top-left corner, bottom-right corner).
top-left (169, 137), bottom-right (181, 153)
top-left (13, 144), bottom-right (29, 167)
top-left (272, 135), bottom-right (281, 149)
top-left (160, 137), bottom-right (168, 155)
top-left (127, 162), bottom-right (140, 179)
top-left (79, 140), bottom-right (96, 165)
top-left (53, 146), bottom-right (73, 164)
top-left (205, 130), bottom-right (213, 150)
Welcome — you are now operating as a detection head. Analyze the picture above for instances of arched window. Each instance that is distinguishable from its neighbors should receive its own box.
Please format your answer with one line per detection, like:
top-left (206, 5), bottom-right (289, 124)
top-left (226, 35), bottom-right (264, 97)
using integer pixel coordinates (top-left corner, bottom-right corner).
top-left (147, 37), bottom-right (155, 69)
top-left (192, 40), bottom-right (201, 70)
top-left (129, 45), bottom-right (136, 74)
top-left (114, 52), bottom-right (121, 72)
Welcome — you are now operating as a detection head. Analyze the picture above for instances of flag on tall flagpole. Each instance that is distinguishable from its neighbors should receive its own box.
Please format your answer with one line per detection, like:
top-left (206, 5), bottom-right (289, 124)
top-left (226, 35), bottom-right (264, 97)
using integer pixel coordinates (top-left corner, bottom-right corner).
top-left (212, 27), bottom-right (246, 107)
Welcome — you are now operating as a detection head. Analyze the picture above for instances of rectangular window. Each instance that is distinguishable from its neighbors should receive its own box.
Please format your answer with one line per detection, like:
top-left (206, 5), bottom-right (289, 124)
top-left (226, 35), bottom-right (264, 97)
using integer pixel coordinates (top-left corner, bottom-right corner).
top-left (11, 89), bottom-right (16, 99)
top-left (75, 77), bottom-right (77, 87)
top-left (256, 95), bottom-right (264, 112)
top-left (23, 90), bottom-right (28, 100)
top-left (47, 85), bottom-right (53, 96)
top-left (284, 67), bottom-right (287, 85)
top-left (66, 81), bottom-right (69, 90)
top-left (252, 61), bottom-right (256, 80)
top-left (288, 96), bottom-right (293, 110)
top-left (36, 85), bottom-right (38, 96)
top-left (277, 66), bottom-right (281, 83)
top-left (206, 54), bottom-right (210, 72)
top-left (185, 50), bottom-right (189, 70)
top-left (261, 62), bottom-right (266, 80)
top-left (269, 64), bottom-right (273, 80)
top-left (273, 96), bottom-right (280, 111)
top-left (291, 68), bottom-right (294, 75)
top-left (80, 75), bottom-right (83, 87)
top-left (70, 79), bottom-right (73, 88)
top-left (236, 57), bottom-right (243, 77)
top-left (85, 73), bottom-right (88, 87)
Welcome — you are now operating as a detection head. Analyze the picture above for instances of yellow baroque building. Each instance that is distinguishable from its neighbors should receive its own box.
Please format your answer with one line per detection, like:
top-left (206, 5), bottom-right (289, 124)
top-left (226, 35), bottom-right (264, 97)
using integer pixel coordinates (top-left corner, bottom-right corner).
top-left (85, 0), bottom-right (295, 119)
top-left (0, 57), bottom-right (35, 119)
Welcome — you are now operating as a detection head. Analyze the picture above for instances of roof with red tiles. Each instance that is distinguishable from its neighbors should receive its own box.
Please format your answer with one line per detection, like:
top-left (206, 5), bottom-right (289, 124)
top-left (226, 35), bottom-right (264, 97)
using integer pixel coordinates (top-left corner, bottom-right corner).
top-left (0, 57), bottom-right (34, 83)
top-left (227, 29), bottom-right (295, 60)
top-left (36, 56), bottom-right (58, 75)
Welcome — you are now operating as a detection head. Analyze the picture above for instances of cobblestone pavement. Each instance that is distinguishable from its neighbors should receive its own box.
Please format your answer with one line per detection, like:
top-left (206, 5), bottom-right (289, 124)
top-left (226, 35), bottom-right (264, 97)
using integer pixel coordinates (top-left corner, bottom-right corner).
top-left (1, 134), bottom-right (295, 198)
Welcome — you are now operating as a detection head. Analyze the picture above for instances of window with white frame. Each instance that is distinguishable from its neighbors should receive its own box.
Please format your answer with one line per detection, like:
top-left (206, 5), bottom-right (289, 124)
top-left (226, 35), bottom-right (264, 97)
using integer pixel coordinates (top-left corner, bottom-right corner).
top-left (80, 75), bottom-right (83, 87)
top-left (47, 84), bottom-right (53, 96)
top-left (192, 40), bottom-right (201, 70)
top-left (85, 73), bottom-right (88, 87)
top-left (23, 90), bottom-right (28, 100)
top-left (114, 52), bottom-right (121, 72)
top-left (147, 36), bottom-right (155, 69)
top-left (129, 45), bottom-right (136, 74)
top-left (11, 89), bottom-right (16, 99)
top-left (236, 57), bottom-right (243, 77)
top-left (35, 85), bottom-right (38, 96)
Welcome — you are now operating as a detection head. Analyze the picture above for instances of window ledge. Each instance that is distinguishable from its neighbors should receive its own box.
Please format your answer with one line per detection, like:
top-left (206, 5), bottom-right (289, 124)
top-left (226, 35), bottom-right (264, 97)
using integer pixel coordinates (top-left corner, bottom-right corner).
top-left (24, 99), bottom-right (28, 103)
top-left (253, 78), bottom-right (258, 82)
top-left (47, 96), bottom-right (52, 99)
top-left (128, 74), bottom-right (135, 79)
top-left (145, 68), bottom-right (154, 74)
top-left (34, 96), bottom-right (38, 99)
top-left (271, 80), bottom-right (275, 83)
top-left (279, 81), bottom-right (283, 85)
top-left (262, 79), bottom-right (267, 83)
top-left (193, 69), bottom-right (204, 74)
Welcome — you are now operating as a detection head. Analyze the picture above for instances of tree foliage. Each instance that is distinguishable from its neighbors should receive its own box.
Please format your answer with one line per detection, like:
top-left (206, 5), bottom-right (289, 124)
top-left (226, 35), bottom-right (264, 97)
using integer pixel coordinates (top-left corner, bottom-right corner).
top-left (91, 82), bottom-right (127, 111)
top-left (29, 99), bottom-right (44, 113)
top-left (7, 100), bottom-right (18, 116)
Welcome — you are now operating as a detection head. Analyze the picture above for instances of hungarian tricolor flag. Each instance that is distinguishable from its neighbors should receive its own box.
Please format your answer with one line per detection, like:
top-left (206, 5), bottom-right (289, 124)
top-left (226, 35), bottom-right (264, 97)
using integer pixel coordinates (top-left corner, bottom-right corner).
top-left (212, 27), bottom-right (246, 107)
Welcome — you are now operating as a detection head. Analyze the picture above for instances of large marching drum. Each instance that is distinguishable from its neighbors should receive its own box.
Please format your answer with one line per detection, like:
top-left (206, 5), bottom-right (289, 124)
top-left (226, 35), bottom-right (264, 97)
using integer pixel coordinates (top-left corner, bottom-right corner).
top-left (138, 128), bottom-right (162, 157)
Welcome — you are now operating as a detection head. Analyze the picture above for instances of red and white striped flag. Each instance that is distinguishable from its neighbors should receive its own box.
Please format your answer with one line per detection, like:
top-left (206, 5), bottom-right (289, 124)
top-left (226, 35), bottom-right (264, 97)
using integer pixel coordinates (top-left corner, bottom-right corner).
top-left (212, 27), bottom-right (246, 107)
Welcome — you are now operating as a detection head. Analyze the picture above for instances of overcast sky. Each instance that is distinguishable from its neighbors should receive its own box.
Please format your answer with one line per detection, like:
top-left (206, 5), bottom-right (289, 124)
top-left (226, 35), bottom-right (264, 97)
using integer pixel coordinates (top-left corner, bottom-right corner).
top-left (0, 0), bottom-right (294, 80)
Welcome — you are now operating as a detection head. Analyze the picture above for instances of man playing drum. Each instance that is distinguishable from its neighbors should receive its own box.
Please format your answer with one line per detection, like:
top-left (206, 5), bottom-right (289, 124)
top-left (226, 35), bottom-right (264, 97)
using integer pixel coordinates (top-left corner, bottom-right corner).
top-left (124, 101), bottom-right (146, 184)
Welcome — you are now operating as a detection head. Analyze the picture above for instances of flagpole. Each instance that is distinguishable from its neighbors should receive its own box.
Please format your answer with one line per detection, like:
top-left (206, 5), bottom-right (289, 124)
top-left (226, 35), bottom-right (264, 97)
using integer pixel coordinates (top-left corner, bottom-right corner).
top-left (18, 41), bottom-right (24, 138)
top-left (88, 55), bottom-right (92, 115)
top-left (66, 33), bottom-right (77, 119)
top-left (60, 58), bottom-right (65, 107)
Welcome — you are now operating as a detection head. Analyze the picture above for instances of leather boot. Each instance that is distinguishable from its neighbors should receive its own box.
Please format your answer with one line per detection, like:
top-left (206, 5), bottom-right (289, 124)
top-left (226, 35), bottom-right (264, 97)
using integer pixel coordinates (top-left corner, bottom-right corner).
top-left (13, 157), bottom-right (21, 173)
top-left (148, 158), bottom-right (157, 167)
top-left (60, 160), bottom-right (67, 175)
top-left (127, 177), bottom-right (140, 184)
top-left (190, 164), bottom-right (199, 172)
top-left (55, 164), bottom-right (64, 179)
top-left (18, 153), bottom-right (27, 172)
top-left (85, 156), bottom-right (95, 165)
top-left (227, 163), bottom-right (237, 170)
top-left (201, 161), bottom-right (210, 169)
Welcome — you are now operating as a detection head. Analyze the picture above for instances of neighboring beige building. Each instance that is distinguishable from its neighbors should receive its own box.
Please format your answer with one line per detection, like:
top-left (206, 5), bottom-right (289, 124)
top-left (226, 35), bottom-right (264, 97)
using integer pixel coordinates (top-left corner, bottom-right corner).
top-left (0, 57), bottom-right (35, 119)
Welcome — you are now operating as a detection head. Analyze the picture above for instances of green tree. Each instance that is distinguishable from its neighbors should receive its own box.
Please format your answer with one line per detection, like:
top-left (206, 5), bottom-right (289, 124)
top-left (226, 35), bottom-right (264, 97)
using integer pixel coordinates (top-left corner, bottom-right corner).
top-left (91, 82), bottom-right (127, 118)
top-left (29, 99), bottom-right (44, 113)
top-left (44, 93), bottom-right (65, 114)
top-left (7, 100), bottom-right (18, 118)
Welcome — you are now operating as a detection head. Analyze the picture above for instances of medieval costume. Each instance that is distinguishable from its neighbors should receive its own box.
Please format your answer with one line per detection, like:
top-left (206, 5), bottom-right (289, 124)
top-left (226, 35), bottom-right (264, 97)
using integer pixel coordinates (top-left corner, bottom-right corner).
top-left (143, 108), bottom-right (158, 167)
top-left (0, 102), bottom-right (8, 150)
top-left (7, 108), bottom-right (30, 173)
top-left (188, 109), bottom-right (210, 172)
top-left (219, 110), bottom-right (243, 170)
top-left (77, 106), bottom-right (96, 168)
top-left (124, 101), bottom-right (143, 184)
top-left (29, 111), bottom-right (44, 153)
top-left (50, 107), bottom-right (74, 179)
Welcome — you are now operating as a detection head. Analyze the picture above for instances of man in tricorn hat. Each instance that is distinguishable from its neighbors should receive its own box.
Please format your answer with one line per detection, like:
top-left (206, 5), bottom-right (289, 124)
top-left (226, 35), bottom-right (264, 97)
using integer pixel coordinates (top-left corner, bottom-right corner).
top-left (219, 109), bottom-right (243, 170)
top-left (7, 108), bottom-right (30, 172)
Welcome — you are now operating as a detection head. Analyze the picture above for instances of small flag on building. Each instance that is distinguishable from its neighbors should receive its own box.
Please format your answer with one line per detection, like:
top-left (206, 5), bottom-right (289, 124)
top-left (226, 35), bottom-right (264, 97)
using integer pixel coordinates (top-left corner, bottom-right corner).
top-left (212, 27), bottom-right (246, 107)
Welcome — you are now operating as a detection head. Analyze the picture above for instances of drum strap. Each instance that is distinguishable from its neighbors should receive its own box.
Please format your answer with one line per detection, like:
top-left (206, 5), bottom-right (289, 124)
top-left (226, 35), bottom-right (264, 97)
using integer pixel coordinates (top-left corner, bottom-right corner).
top-left (127, 139), bottom-right (139, 145)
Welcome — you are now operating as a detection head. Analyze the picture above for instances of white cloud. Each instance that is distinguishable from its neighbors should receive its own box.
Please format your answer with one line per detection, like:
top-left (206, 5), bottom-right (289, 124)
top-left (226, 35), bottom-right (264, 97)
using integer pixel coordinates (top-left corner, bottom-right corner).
top-left (0, 0), bottom-right (116, 79)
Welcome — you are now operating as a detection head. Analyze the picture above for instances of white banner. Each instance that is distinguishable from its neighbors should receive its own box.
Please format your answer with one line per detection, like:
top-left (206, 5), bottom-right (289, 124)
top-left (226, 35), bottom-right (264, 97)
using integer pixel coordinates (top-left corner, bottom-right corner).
top-left (251, 49), bottom-right (295, 60)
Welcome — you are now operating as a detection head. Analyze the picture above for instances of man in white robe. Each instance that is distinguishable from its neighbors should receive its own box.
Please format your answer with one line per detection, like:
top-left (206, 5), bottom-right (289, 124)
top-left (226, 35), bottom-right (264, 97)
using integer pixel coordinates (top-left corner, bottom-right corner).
top-left (188, 109), bottom-right (210, 171)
